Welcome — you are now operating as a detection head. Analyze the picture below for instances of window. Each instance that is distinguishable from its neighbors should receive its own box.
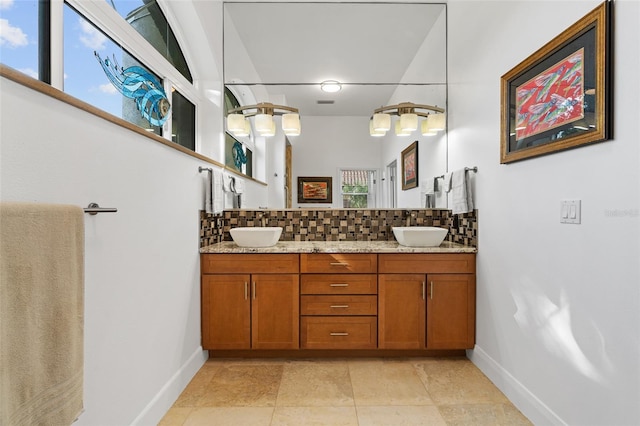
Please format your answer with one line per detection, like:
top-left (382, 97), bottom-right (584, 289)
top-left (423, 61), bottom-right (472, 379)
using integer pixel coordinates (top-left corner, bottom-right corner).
top-left (64, 3), bottom-right (165, 135)
top-left (106, 0), bottom-right (192, 83)
top-left (171, 89), bottom-right (195, 150)
top-left (341, 169), bottom-right (377, 208)
top-left (3, 0), bottom-right (197, 150)
top-left (0, 0), bottom-right (43, 80)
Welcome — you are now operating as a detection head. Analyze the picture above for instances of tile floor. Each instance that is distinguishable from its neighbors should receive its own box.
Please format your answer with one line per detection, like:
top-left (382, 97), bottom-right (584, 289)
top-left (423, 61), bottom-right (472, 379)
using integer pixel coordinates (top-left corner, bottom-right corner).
top-left (159, 357), bottom-right (532, 426)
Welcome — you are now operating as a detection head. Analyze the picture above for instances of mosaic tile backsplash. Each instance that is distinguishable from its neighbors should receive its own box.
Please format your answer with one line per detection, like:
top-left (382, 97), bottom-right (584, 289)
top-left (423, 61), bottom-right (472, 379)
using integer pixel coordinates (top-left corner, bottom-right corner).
top-left (200, 209), bottom-right (478, 248)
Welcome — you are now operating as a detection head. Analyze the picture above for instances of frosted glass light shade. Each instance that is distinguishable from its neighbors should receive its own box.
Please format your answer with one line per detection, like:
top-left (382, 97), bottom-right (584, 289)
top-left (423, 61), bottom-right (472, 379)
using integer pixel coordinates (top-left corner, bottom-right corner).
top-left (369, 120), bottom-right (385, 137)
top-left (282, 113), bottom-right (301, 132)
top-left (234, 118), bottom-right (251, 137)
top-left (255, 113), bottom-right (274, 133)
top-left (400, 113), bottom-right (418, 131)
top-left (421, 119), bottom-right (436, 136)
top-left (260, 119), bottom-right (276, 137)
top-left (395, 121), bottom-right (411, 136)
top-left (430, 113), bottom-right (446, 131)
top-left (227, 113), bottom-right (245, 132)
top-left (372, 113), bottom-right (391, 131)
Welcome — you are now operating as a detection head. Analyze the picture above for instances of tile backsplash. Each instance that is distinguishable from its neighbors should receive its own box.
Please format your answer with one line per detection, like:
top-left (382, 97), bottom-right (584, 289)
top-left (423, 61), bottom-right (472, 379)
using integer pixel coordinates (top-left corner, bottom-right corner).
top-left (201, 209), bottom-right (477, 248)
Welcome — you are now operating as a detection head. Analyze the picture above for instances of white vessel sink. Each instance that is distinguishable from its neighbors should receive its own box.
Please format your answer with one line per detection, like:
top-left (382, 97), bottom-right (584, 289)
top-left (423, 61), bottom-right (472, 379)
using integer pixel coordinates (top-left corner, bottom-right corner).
top-left (229, 227), bottom-right (283, 247)
top-left (392, 226), bottom-right (448, 247)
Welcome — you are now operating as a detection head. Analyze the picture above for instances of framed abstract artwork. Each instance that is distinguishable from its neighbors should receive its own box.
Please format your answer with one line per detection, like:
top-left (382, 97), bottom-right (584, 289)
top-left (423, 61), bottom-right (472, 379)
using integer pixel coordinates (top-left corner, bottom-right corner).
top-left (401, 141), bottom-right (419, 190)
top-left (297, 176), bottom-right (333, 203)
top-left (500, 2), bottom-right (611, 163)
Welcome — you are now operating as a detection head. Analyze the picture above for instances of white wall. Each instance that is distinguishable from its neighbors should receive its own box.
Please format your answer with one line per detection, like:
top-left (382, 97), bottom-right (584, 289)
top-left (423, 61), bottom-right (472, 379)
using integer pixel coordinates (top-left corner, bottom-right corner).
top-left (291, 116), bottom-right (382, 208)
top-left (0, 77), bottom-right (209, 425)
top-left (448, 1), bottom-right (640, 425)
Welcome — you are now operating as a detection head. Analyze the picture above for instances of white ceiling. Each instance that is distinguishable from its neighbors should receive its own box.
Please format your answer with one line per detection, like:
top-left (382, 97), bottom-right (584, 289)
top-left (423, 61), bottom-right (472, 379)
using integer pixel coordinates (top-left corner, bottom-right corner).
top-left (223, 3), bottom-right (446, 116)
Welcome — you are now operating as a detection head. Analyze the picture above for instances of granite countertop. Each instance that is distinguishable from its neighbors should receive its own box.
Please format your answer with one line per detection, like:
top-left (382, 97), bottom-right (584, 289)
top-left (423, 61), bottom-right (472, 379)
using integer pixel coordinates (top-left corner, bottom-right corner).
top-left (200, 240), bottom-right (477, 254)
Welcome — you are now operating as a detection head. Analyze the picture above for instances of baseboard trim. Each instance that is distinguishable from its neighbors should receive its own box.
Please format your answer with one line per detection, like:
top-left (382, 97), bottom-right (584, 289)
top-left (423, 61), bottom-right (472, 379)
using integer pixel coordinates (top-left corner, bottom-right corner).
top-left (468, 345), bottom-right (566, 425)
top-left (130, 347), bottom-right (208, 426)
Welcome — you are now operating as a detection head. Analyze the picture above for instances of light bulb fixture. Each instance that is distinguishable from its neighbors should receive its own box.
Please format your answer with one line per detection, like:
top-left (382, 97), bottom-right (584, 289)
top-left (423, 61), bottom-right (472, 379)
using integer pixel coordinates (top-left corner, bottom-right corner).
top-left (233, 118), bottom-right (251, 137)
top-left (261, 119), bottom-right (276, 137)
top-left (320, 80), bottom-right (341, 93)
top-left (370, 102), bottom-right (445, 136)
top-left (282, 113), bottom-right (300, 133)
top-left (421, 118), bottom-right (436, 136)
top-left (395, 121), bottom-right (411, 136)
top-left (400, 113), bottom-right (418, 131)
top-left (227, 102), bottom-right (301, 138)
top-left (227, 113), bottom-right (246, 133)
top-left (372, 113), bottom-right (391, 132)
top-left (429, 112), bottom-right (446, 131)
top-left (369, 120), bottom-right (385, 137)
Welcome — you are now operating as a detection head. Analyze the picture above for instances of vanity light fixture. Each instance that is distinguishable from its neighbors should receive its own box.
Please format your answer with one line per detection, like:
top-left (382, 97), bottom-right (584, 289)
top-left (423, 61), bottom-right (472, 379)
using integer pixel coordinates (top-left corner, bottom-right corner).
top-left (227, 102), bottom-right (301, 137)
top-left (369, 102), bottom-right (445, 136)
top-left (320, 80), bottom-right (342, 93)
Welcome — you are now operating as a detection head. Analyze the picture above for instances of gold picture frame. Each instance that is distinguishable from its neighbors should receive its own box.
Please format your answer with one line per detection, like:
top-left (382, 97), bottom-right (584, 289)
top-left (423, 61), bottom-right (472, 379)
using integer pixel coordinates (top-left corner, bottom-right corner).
top-left (500, 2), bottom-right (611, 164)
top-left (401, 141), bottom-right (419, 190)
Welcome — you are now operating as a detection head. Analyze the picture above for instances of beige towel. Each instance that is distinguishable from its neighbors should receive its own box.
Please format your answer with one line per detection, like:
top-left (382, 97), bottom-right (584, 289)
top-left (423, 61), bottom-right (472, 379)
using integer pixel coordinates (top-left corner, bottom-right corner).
top-left (1, 203), bottom-right (84, 426)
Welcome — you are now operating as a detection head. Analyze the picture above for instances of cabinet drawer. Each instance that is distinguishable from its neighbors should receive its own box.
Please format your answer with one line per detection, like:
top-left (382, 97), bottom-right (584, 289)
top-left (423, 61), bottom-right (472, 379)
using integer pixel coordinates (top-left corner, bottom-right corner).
top-left (378, 253), bottom-right (475, 274)
top-left (300, 317), bottom-right (377, 349)
top-left (300, 274), bottom-right (377, 295)
top-left (201, 254), bottom-right (299, 274)
top-left (300, 253), bottom-right (377, 274)
top-left (301, 295), bottom-right (377, 316)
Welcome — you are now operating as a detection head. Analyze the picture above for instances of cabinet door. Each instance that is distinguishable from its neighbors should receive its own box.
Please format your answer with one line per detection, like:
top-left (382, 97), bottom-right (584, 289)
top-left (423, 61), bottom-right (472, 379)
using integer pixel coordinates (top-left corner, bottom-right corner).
top-left (426, 274), bottom-right (475, 349)
top-left (251, 274), bottom-right (300, 349)
top-left (378, 274), bottom-right (425, 349)
top-left (202, 274), bottom-right (250, 350)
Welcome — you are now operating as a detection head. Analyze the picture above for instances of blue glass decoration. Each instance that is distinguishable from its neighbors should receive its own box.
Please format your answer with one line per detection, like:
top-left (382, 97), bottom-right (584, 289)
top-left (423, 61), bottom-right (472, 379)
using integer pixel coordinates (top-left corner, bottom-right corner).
top-left (232, 141), bottom-right (247, 169)
top-left (94, 52), bottom-right (170, 127)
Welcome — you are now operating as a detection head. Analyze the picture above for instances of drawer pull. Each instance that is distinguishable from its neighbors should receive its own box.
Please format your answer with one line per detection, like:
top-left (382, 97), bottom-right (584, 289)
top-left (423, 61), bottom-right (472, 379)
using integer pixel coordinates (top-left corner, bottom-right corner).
top-left (330, 262), bottom-right (349, 266)
top-left (330, 332), bottom-right (349, 336)
top-left (329, 283), bottom-right (349, 287)
top-left (244, 282), bottom-right (248, 300)
top-left (330, 305), bottom-right (349, 309)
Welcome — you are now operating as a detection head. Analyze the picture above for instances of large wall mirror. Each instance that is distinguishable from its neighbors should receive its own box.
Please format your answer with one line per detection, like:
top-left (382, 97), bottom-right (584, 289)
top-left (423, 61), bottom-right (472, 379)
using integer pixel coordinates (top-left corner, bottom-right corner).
top-left (223, 2), bottom-right (447, 208)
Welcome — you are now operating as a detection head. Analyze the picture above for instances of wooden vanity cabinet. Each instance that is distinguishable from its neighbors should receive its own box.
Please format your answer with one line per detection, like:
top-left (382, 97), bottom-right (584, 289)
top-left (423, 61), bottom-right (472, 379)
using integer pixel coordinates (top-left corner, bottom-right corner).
top-left (300, 254), bottom-right (378, 349)
top-left (378, 254), bottom-right (476, 350)
top-left (201, 254), bottom-right (299, 350)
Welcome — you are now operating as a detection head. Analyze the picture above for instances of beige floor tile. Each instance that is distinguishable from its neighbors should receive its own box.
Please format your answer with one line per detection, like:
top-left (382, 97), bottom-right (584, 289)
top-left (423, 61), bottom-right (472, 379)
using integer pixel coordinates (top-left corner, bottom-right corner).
top-left (271, 406), bottom-right (359, 426)
top-left (438, 403), bottom-right (533, 426)
top-left (183, 407), bottom-right (274, 426)
top-left (413, 358), bottom-right (509, 405)
top-left (173, 361), bottom-right (224, 407)
top-left (356, 405), bottom-right (447, 426)
top-left (349, 360), bottom-right (433, 406)
top-left (276, 360), bottom-right (354, 407)
top-left (198, 364), bottom-right (283, 407)
top-left (158, 407), bottom-right (193, 426)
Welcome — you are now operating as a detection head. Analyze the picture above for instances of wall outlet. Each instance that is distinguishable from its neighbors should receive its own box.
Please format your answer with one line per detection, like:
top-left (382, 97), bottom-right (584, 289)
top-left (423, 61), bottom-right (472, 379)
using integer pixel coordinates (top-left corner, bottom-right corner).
top-left (560, 200), bottom-right (581, 224)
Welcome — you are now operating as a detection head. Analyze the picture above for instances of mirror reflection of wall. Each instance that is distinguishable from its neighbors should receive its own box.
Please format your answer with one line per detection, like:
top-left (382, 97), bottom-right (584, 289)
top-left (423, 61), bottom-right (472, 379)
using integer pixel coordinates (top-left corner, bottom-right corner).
top-left (223, 3), bottom-right (448, 209)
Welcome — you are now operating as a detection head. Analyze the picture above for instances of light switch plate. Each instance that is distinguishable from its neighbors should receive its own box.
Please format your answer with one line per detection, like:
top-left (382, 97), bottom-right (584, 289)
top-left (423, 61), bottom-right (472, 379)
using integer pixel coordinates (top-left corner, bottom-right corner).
top-left (560, 200), bottom-right (581, 224)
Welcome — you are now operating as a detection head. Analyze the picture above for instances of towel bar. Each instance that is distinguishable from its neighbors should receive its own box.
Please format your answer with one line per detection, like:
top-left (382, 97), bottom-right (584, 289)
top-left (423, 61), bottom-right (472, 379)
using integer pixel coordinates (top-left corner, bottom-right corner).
top-left (84, 203), bottom-right (117, 215)
top-left (436, 166), bottom-right (478, 179)
top-left (199, 167), bottom-right (213, 173)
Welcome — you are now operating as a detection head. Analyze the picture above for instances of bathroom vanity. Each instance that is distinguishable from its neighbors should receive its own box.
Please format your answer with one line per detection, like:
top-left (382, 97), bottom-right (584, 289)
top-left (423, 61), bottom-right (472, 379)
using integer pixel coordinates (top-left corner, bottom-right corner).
top-left (200, 241), bottom-right (476, 356)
